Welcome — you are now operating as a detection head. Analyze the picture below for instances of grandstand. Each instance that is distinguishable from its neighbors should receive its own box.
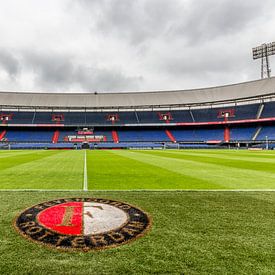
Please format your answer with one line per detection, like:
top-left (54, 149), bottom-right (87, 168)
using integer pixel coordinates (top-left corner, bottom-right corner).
top-left (1, 77), bottom-right (275, 149)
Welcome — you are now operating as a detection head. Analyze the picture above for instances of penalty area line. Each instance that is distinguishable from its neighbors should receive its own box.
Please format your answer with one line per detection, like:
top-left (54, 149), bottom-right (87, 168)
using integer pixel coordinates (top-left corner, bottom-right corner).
top-left (83, 150), bottom-right (88, 192)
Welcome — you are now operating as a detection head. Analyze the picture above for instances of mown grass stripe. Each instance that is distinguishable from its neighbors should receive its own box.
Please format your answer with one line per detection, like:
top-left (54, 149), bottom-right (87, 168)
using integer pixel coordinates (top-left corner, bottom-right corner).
top-left (155, 149), bottom-right (275, 163)
top-left (111, 150), bottom-right (275, 189)
top-left (0, 150), bottom-right (84, 190)
top-left (87, 150), bottom-right (216, 190)
top-left (0, 150), bottom-right (62, 171)
top-left (0, 150), bottom-right (48, 159)
top-left (139, 149), bottom-right (275, 175)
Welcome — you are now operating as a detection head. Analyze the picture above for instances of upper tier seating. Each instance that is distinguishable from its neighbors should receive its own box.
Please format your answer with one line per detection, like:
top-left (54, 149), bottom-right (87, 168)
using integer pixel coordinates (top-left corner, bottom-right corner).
top-left (261, 102), bottom-right (275, 118)
top-left (65, 113), bottom-right (85, 125)
top-left (167, 110), bottom-right (193, 123)
top-left (191, 109), bottom-right (222, 122)
top-left (190, 103), bottom-right (259, 122)
top-left (136, 112), bottom-right (160, 124)
top-left (33, 112), bottom-right (53, 124)
top-left (1, 102), bottom-right (274, 126)
top-left (234, 104), bottom-right (259, 120)
top-left (114, 112), bottom-right (138, 124)
top-left (7, 112), bottom-right (35, 124)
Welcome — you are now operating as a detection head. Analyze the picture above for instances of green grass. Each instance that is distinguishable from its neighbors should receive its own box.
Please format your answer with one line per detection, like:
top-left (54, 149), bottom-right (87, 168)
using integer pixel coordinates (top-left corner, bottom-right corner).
top-left (0, 149), bottom-right (275, 274)
top-left (0, 191), bottom-right (274, 274)
top-left (0, 150), bottom-right (84, 189)
top-left (1, 149), bottom-right (275, 190)
top-left (88, 149), bottom-right (275, 189)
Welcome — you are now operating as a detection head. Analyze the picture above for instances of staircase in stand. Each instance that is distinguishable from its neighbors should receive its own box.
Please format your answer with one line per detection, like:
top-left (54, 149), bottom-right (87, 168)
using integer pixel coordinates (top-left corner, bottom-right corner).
top-left (112, 130), bottom-right (119, 143)
top-left (0, 130), bottom-right (7, 140)
top-left (52, 130), bottom-right (60, 144)
top-left (252, 127), bottom-right (262, 141)
top-left (165, 130), bottom-right (176, 142)
top-left (256, 103), bottom-right (264, 119)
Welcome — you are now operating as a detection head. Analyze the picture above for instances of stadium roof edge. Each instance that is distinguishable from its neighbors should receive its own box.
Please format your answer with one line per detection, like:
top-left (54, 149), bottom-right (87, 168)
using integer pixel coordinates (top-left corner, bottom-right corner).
top-left (0, 77), bottom-right (273, 95)
top-left (0, 77), bottom-right (275, 109)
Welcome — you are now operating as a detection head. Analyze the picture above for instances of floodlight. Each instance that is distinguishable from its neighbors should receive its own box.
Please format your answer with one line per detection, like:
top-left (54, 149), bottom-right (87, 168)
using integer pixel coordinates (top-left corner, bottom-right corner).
top-left (252, 42), bottom-right (275, 78)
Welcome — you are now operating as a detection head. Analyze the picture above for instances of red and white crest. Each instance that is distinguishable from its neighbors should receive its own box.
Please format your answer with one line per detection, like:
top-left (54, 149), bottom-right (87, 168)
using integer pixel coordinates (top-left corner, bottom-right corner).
top-left (15, 198), bottom-right (151, 251)
top-left (37, 202), bottom-right (128, 235)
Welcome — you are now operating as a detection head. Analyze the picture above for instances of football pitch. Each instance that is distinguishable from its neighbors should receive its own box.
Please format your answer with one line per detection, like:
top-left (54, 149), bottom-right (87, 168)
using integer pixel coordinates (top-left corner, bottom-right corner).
top-left (0, 149), bottom-right (274, 274)
top-left (1, 149), bottom-right (275, 190)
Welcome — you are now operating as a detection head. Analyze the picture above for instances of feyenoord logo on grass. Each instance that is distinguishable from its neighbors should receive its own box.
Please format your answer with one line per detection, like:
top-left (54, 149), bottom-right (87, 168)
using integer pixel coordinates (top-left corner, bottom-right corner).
top-left (14, 198), bottom-right (151, 251)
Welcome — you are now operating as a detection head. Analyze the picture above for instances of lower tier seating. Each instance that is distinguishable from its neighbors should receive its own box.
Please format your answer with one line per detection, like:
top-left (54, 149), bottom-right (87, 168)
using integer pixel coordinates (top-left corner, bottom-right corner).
top-left (171, 129), bottom-right (224, 141)
top-left (257, 126), bottom-right (275, 140)
top-left (5, 130), bottom-right (53, 142)
top-left (2, 126), bottom-right (275, 143)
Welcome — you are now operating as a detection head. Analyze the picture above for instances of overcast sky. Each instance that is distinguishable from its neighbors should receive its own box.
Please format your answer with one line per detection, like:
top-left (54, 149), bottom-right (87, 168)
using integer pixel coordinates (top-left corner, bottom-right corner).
top-left (0, 0), bottom-right (274, 93)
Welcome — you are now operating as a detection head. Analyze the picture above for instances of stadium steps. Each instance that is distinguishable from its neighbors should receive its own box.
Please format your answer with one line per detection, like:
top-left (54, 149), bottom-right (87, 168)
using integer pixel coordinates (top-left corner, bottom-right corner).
top-left (189, 110), bottom-right (195, 122)
top-left (252, 127), bottom-right (262, 141)
top-left (134, 111), bottom-right (140, 123)
top-left (31, 112), bottom-right (36, 124)
top-left (165, 130), bottom-right (176, 142)
top-left (0, 130), bottom-right (7, 140)
top-left (52, 130), bottom-right (60, 143)
top-left (112, 130), bottom-right (119, 143)
top-left (256, 103), bottom-right (264, 119)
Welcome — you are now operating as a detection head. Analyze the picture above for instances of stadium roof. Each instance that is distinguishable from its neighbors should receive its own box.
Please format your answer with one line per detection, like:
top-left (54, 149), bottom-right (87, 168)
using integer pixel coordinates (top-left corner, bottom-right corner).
top-left (0, 77), bottom-right (275, 109)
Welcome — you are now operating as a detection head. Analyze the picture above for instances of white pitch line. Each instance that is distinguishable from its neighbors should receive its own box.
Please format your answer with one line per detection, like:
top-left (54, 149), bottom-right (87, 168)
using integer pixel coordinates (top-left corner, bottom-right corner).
top-left (0, 189), bottom-right (274, 192)
top-left (75, 189), bottom-right (275, 192)
top-left (83, 150), bottom-right (88, 191)
top-left (0, 189), bottom-right (83, 192)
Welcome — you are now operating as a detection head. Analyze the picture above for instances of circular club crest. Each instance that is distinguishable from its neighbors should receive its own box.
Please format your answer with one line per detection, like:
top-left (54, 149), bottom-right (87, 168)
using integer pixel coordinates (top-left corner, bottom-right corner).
top-left (14, 198), bottom-right (151, 251)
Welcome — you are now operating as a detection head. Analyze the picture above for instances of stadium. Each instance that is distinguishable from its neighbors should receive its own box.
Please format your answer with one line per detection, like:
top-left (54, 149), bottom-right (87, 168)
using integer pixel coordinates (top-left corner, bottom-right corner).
top-left (1, 77), bottom-right (275, 150)
top-left (0, 77), bottom-right (275, 274)
top-left (1, 1), bottom-right (275, 274)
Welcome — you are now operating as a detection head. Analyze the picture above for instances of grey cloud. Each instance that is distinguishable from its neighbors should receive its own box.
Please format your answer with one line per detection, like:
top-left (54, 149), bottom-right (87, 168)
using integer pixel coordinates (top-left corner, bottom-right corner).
top-left (135, 0), bottom-right (274, 87)
top-left (156, 43), bottom-right (255, 90)
top-left (22, 51), bottom-right (143, 91)
top-left (76, 66), bottom-right (143, 92)
top-left (77, 0), bottom-right (270, 46)
top-left (0, 50), bottom-right (20, 78)
top-left (0, 0), bottom-right (274, 92)
top-left (73, 0), bottom-right (274, 91)
top-left (171, 0), bottom-right (270, 44)
top-left (77, 0), bottom-right (183, 45)
top-left (161, 47), bottom-right (243, 76)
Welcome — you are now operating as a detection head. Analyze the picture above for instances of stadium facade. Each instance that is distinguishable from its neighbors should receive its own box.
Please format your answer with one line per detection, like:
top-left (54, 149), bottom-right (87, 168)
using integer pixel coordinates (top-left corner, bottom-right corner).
top-left (0, 77), bottom-right (275, 149)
